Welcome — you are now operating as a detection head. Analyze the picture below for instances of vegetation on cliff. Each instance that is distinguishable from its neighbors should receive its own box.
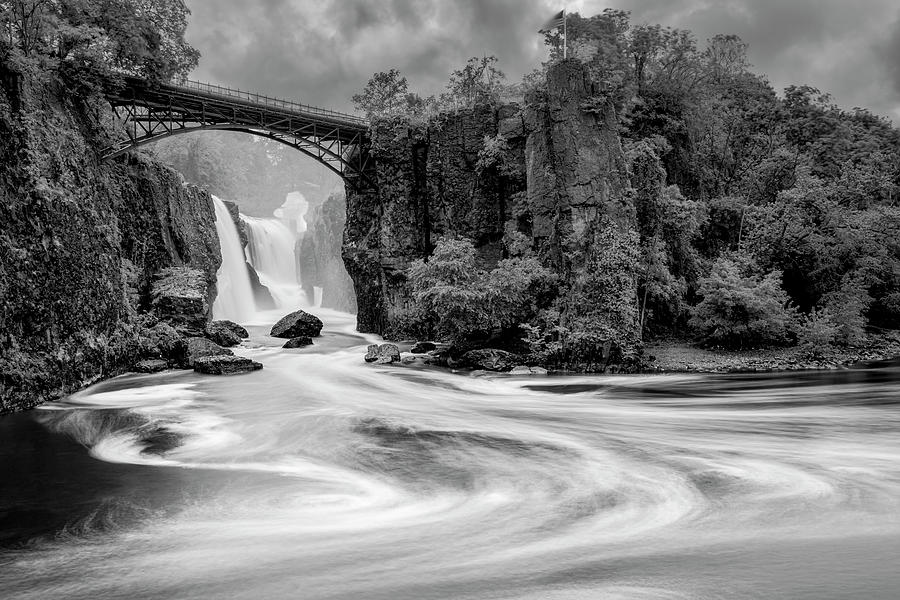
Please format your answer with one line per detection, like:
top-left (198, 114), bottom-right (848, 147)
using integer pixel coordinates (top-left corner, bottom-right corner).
top-left (348, 9), bottom-right (899, 370)
top-left (0, 1), bottom-right (220, 412)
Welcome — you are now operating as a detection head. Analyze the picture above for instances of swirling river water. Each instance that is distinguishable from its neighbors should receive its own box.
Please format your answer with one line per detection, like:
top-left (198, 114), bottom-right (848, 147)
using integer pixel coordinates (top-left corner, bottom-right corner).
top-left (2, 310), bottom-right (900, 599)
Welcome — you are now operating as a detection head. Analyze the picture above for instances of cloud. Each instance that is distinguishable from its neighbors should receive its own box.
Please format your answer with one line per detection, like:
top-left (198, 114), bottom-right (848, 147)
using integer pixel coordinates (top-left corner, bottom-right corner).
top-left (184, 0), bottom-right (900, 121)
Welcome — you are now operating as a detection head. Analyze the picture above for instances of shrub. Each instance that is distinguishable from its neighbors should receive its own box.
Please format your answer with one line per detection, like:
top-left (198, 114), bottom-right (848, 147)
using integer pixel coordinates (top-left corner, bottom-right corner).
top-left (824, 280), bottom-right (871, 346)
top-left (406, 236), bottom-right (555, 343)
top-left (689, 252), bottom-right (795, 348)
top-left (796, 307), bottom-right (838, 357)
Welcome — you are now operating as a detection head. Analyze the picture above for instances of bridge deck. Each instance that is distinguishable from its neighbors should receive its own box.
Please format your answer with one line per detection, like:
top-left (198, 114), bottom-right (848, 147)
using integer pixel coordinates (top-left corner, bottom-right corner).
top-left (104, 76), bottom-right (374, 188)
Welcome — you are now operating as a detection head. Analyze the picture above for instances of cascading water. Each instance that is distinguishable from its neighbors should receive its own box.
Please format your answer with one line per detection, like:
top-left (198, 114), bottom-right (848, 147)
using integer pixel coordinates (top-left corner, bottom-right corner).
top-left (242, 215), bottom-right (304, 309)
top-left (211, 196), bottom-right (256, 322)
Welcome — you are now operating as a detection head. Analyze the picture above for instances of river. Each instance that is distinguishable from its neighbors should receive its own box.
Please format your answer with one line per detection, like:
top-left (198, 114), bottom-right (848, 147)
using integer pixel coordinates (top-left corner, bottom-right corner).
top-left (2, 308), bottom-right (900, 599)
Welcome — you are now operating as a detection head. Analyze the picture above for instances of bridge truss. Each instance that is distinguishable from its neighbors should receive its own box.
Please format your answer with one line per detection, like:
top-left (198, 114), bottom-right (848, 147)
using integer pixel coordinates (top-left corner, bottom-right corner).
top-left (103, 77), bottom-right (375, 190)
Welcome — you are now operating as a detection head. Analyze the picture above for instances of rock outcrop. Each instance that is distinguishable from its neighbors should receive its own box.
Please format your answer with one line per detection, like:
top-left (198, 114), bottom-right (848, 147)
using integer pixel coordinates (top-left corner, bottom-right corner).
top-left (460, 349), bottom-right (519, 372)
top-left (151, 267), bottom-right (211, 334)
top-left (283, 336), bottom-right (313, 348)
top-left (342, 59), bottom-right (640, 368)
top-left (181, 338), bottom-right (233, 368)
top-left (298, 193), bottom-right (357, 313)
top-left (0, 67), bottom-right (221, 413)
top-left (193, 355), bottom-right (263, 375)
top-left (270, 310), bottom-right (323, 338)
top-left (205, 320), bottom-right (246, 347)
top-left (364, 343), bottom-right (401, 364)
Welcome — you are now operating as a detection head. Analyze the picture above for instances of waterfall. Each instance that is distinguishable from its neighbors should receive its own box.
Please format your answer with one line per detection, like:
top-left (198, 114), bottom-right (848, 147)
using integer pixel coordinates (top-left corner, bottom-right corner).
top-left (242, 215), bottom-right (304, 309)
top-left (211, 196), bottom-right (256, 322)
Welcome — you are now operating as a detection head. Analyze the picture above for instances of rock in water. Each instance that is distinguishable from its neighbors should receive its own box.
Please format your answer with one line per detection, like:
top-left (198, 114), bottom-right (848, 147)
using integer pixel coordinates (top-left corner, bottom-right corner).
top-left (270, 310), bottom-right (323, 338)
top-left (193, 355), bottom-right (263, 375)
top-left (364, 343), bottom-right (401, 364)
top-left (461, 349), bottom-right (518, 372)
top-left (134, 359), bottom-right (169, 373)
top-left (410, 341), bottom-right (437, 354)
top-left (181, 337), bottom-right (233, 367)
top-left (205, 321), bottom-right (245, 347)
top-left (283, 336), bottom-right (313, 348)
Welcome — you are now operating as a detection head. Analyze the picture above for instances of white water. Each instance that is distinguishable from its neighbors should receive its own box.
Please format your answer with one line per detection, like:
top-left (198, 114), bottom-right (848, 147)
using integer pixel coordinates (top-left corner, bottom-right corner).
top-left (211, 196), bottom-right (255, 322)
top-left (4, 316), bottom-right (900, 599)
top-left (242, 215), bottom-right (303, 309)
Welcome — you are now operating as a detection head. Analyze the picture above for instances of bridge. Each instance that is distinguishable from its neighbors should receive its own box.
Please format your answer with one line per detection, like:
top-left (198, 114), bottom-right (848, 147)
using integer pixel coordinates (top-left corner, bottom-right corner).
top-left (103, 77), bottom-right (375, 190)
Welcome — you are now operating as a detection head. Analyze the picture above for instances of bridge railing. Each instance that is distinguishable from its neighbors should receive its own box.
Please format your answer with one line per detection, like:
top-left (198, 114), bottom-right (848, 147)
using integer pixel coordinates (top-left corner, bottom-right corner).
top-left (170, 79), bottom-right (368, 126)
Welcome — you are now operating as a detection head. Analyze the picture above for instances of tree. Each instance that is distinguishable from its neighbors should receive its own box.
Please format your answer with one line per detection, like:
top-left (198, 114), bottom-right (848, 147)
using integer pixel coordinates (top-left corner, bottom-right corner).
top-left (689, 252), bottom-right (795, 348)
top-left (444, 56), bottom-right (505, 107)
top-left (352, 68), bottom-right (410, 118)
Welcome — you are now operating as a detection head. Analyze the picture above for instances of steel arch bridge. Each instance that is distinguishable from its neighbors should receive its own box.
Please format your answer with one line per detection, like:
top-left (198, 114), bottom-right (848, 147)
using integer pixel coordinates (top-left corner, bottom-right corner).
top-left (103, 77), bottom-right (375, 190)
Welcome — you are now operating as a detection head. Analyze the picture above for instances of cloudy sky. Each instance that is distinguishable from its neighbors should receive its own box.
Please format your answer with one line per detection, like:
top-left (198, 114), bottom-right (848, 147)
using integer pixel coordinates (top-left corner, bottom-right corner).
top-left (185, 0), bottom-right (900, 122)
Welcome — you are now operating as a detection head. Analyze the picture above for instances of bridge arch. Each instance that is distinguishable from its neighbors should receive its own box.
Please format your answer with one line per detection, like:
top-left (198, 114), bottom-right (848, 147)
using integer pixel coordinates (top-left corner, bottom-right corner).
top-left (103, 77), bottom-right (375, 191)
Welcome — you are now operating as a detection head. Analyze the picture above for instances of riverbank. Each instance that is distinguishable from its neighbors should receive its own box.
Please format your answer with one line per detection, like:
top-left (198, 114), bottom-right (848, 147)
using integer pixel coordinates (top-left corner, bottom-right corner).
top-left (644, 332), bottom-right (900, 373)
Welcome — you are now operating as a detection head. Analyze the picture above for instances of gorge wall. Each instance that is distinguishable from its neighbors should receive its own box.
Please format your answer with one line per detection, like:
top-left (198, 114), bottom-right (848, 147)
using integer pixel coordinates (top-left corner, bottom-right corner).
top-left (343, 60), bottom-right (639, 361)
top-left (0, 68), bottom-right (220, 413)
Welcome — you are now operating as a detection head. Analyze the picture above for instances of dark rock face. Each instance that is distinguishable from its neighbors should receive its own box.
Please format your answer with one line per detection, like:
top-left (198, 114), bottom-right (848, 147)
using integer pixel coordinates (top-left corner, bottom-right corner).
top-left (0, 70), bottom-right (221, 413)
top-left (298, 193), bottom-right (357, 313)
top-left (460, 349), bottom-right (519, 372)
top-left (283, 336), bottom-right (313, 348)
top-left (181, 337), bottom-right (233, 368)
top-left (270, 310), bottom-right (324, 338)
top-left (205, 320), bottom-right (245, 347)
top-left (134, 359), bottom-right (169, 373)
top-left (193, 355), bottom-right (263, 375)
top-left (364, 343), bottom-right (401, 364)
top-left (410, 341), bottom-right (437, 354)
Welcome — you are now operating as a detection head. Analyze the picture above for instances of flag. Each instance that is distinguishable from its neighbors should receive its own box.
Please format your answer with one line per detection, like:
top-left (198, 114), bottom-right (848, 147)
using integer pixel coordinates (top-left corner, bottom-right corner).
top-left (539, 10), bottom-right (564, 33)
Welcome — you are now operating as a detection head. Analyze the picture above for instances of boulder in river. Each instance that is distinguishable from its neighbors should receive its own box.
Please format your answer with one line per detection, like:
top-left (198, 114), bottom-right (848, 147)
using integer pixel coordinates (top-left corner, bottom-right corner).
top-left (270, 310), bottom-right (323, 338)
top-left (460, 349), bottom-right (518, 372)
top-left (364, 343), bottom-right (401, 364)
top-left (283, 336), bottom-right (313, 348)
top-left (410, 341), bottom-right (437, 354)
top-left (193, 355), bottom-right (263, 375)
top-left (205, 320), bottom-right (246, 347)
top-left (509, 365), bottom-right (549, 375)
top-left (134, 359), bottom-right (169, 373)
top-left (181, 337), bottom-right (233, 367)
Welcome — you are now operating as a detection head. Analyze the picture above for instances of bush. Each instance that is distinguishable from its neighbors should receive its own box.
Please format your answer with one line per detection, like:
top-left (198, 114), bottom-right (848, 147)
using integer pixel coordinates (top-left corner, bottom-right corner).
top-left (689, 252), bottom-right (795, 348)
top-left (796, 307), bottom-right (838, 357)
top-left (824, 280), bottom-right (871, 346)
top-left (406, 236), bottom-right (555, 343)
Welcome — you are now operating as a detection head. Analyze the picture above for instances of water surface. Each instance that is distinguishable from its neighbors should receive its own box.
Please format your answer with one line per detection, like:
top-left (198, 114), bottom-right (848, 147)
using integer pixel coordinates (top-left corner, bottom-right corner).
top-left (3, 311), bottom-right (900, 599)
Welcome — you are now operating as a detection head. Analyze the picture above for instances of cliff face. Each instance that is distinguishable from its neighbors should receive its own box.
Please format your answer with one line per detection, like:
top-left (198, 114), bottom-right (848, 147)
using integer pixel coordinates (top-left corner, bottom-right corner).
top-left (343, 60), bottom-right (639, 360)
top-left (298, 193), bottom-right (357, 313)
top-left (0, 69), bottom-right (220, 413)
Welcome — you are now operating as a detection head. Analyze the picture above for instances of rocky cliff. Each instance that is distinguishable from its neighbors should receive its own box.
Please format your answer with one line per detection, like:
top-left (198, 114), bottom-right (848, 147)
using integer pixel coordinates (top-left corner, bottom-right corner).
top-left (298, 193), bottom-right (357, 313)
top-left (0, 68), bottom-right (221, 413)
top-left (343, 60), bottom-right (640, 366)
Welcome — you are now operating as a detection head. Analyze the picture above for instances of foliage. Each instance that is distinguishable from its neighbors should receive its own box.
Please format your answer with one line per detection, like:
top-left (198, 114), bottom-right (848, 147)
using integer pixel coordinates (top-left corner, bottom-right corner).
top-left (0, 0), bottom-right (199, 82)
top-left (689, 252), bottom-right (795, 348)
top-left (406, 236), bottom-right (555, 343)
top-left (352, 68), bottom-right (412, 118)
top-left (823, 278), bottom-right (871, 346)
top-left (475, 133), bottom-right (512, 175)
top-left (444, 55), bottom-right (505, 108)
top-left (796, 307), bottom-right (838, 357)
top-left (559, 219), bottom-right (641, 366)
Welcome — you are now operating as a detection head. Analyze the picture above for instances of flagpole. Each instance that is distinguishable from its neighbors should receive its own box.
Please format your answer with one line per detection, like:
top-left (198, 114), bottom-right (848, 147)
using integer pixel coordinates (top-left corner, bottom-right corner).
top-left (563, 8), bottom-right (567, 59)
